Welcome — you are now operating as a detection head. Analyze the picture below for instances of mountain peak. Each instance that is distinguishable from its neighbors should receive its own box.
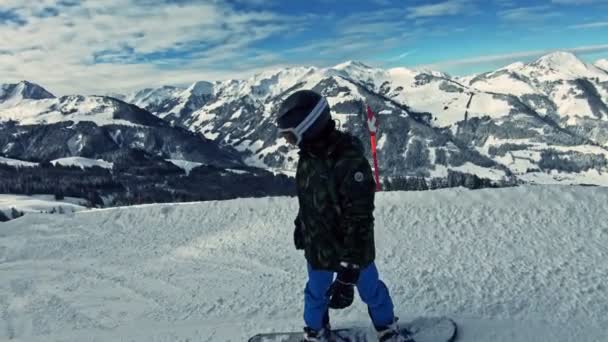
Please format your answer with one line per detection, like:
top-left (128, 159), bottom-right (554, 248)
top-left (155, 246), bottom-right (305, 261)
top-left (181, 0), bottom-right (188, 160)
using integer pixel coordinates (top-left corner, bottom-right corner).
top-left (524, 51), bottom-right (607, 81)
top-left (0, 81), bottom-right (55, 102)
top-left (532, 51), bottom-right (584, 69)
top-left (332, 60), bottom-right (373, 70)
top-left (186, 81), bottom-right (213, 97)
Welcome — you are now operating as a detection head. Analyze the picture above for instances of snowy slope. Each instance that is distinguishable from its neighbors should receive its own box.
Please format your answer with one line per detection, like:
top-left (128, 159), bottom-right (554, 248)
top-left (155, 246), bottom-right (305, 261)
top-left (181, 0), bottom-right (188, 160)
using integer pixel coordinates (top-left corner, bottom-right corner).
top-left (0, 156), bottom-right (38, 168)
top-left (51, 157), bottom-right (114, 170)
top-left (596, 59), bottom-right (608, 73)
top-left (0, 194), bottom-right (86, 217)
top-left (1, 186), bottom-right (607, 341)
top-left (0, 96), bottom-right (143, 127)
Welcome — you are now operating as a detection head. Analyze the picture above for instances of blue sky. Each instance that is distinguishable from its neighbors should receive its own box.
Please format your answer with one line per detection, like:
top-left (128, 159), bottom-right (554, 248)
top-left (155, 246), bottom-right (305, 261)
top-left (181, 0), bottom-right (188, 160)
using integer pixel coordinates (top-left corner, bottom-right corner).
top-left (0, 0), bottom-right (607, 95)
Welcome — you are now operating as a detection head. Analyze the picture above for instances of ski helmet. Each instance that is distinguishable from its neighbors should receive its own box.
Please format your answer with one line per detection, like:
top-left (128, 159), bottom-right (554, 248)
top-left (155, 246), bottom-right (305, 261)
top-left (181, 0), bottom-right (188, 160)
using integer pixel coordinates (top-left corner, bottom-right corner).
top-left (276, 90), bottom-right (331, 145)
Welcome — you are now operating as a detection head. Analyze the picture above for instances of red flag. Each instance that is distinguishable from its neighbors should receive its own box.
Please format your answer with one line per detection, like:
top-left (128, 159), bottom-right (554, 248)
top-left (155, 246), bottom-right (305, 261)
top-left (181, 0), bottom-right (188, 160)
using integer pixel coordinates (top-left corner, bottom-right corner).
top-left (366, 105), bottom-right (381, 192)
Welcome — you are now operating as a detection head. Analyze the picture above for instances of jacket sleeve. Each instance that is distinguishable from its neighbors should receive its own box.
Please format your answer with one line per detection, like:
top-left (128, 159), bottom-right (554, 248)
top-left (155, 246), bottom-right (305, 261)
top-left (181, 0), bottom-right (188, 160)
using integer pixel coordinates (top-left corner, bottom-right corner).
top-left (334, 151), bottom-right (376, 265)
top-left (294, 211), bottom-right (304, 250)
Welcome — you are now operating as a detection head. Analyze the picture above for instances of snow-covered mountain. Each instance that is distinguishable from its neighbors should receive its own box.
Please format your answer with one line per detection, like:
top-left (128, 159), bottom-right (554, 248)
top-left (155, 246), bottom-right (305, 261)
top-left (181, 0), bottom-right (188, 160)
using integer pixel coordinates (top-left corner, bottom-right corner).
top-left (4, 51), bottom-right (608, 185)
top-left (122, 52), bottom-right (608, 185)
top-left (119, 82), bottom-right (215, 126)
top-left (0, 81), bottom-right (54, 103)
top-left (463, 52), bottom-right (608, 121)
top-left (0, 93), bottom-right (167, 127)
top-left (0, 83), bottom-right (242, 167)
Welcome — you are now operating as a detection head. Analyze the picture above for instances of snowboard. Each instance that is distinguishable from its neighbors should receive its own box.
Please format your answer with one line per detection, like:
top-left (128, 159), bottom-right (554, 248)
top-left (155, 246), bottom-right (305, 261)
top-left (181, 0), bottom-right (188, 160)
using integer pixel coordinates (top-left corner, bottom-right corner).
top-left (248, 316), bottom-right (457, 342)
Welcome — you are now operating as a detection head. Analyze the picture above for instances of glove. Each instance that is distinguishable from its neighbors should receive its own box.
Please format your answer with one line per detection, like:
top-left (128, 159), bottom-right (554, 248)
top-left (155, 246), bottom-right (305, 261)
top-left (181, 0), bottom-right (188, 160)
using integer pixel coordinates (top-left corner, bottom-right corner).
top-left (294, 217), bottom-right (304, 250)
top-left (327, 263), bottom-right (360, 309)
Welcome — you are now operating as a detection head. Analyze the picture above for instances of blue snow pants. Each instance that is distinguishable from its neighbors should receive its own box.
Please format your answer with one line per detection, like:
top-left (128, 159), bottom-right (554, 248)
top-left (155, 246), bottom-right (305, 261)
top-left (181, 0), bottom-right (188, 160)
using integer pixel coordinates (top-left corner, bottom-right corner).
top-left (304, 262), bottom-right (395, 330)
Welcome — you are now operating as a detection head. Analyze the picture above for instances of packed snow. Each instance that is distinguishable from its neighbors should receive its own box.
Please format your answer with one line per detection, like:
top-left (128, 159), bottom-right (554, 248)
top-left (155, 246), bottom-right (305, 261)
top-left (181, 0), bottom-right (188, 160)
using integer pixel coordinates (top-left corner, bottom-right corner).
top-left (51, 157), bottom-right (113, 170)
top-left (0, 186), bottom-right (607, 341)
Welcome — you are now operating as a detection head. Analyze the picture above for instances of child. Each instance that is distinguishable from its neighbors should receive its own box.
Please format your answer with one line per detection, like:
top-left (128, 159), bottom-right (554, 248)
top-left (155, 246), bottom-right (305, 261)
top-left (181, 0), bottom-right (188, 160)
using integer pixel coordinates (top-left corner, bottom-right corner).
top-left (276, 90), bottom-right (413, 342)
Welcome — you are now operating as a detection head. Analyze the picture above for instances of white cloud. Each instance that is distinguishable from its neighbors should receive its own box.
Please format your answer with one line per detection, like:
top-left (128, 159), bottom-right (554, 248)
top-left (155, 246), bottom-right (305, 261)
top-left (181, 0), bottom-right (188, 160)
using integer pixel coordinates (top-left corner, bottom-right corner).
top-left (416, 44), bottom-right (608, 70)
top-left (280, 9), bottom-right (418, 64)
top-left (551, 0), bottom-right (608, 4)
top-left (406, 0), bottom-right (474, 19)
top-left (0, 0), bottom-right (302, 95)
top-left (386, 50), bottom-right (418, 62)
top-left (494, 0), bottom-right (517, 7)
top-left (498, 6), bottom-right (562, 21)
top-left (569, 21), bottom-right (608, 29)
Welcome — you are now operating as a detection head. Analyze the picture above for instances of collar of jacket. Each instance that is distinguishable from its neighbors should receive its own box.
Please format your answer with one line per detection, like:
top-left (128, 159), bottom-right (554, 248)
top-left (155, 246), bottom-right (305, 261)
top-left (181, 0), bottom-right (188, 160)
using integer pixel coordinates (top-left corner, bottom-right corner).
top-left (299, 130), bottom-right (344, 158)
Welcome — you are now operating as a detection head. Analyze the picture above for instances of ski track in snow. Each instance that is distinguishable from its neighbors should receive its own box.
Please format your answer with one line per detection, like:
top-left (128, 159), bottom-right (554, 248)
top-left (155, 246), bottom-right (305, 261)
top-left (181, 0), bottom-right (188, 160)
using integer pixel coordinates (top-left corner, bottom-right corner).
top-left (0, 186), bottom-right (607, 341)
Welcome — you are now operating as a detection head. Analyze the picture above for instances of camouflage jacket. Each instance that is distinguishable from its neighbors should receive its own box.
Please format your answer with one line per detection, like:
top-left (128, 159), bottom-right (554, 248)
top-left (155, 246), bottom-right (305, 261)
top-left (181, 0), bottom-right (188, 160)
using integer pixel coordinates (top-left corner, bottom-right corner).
top-left (294, 130), bottom-right (376, 271)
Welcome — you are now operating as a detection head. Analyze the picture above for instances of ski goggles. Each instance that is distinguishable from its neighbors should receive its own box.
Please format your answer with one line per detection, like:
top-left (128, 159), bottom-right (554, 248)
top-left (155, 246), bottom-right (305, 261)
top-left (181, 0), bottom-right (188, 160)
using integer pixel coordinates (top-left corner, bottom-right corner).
top-left (278, 97), bottom-right (328, 145)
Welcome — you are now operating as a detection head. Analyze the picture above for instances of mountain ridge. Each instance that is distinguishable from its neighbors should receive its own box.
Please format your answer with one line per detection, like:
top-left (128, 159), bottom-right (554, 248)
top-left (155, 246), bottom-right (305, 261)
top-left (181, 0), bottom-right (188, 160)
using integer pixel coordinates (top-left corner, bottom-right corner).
top-left (3, 51), bottom-right (608, 185)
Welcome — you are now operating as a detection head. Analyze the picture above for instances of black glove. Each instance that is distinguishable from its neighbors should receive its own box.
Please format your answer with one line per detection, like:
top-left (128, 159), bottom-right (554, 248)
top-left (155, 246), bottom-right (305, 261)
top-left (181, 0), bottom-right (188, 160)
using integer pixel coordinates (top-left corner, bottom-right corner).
top-left (327, 263), bottom-right (360, 309)
top-left (294, 217), bottom-right (304, 250)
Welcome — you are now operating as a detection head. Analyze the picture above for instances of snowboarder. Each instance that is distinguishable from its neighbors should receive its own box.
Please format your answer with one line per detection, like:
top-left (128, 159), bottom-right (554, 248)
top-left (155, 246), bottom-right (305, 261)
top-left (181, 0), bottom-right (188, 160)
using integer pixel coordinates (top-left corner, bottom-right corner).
top-left (276, 90), bottom-right (414, 342)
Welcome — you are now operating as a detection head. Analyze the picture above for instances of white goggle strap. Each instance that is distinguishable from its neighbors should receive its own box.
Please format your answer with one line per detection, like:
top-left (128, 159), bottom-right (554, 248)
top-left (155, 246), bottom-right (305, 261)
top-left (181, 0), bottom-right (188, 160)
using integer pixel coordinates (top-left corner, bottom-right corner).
top-left (279, 97), bottom-right (328, 145)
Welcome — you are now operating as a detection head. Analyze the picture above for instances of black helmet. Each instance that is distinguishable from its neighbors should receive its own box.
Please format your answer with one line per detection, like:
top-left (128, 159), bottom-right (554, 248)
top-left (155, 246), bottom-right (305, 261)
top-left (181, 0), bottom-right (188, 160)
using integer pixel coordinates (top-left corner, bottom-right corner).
top-left (276, 90), bottom-right (331, 145)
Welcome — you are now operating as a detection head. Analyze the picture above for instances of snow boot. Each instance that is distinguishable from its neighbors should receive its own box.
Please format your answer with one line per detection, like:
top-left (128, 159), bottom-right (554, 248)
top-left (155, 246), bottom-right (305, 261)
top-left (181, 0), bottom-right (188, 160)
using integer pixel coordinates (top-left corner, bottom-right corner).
top-left (375, 317), bottom-right (415, 342)
top-left (302, 326), bottom-right (330, 342)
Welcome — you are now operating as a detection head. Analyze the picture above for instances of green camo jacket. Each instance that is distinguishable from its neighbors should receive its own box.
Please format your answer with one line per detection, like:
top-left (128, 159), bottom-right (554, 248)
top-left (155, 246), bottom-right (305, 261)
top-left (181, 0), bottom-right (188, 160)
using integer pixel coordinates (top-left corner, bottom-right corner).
top-left (294, 130), bottom-right (376, 271)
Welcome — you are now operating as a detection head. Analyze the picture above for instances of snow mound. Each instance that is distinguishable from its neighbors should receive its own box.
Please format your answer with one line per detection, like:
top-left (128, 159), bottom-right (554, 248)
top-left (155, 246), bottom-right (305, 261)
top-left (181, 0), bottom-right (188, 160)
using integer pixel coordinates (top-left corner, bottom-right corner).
top-left (0, 186), bottom-right (607, 341)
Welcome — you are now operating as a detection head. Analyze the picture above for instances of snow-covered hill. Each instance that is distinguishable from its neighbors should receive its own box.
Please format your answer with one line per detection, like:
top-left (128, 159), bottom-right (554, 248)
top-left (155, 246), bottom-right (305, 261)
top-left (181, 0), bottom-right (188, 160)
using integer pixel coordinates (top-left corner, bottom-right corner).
top-left (0, 186), bottom-right (607, 341)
